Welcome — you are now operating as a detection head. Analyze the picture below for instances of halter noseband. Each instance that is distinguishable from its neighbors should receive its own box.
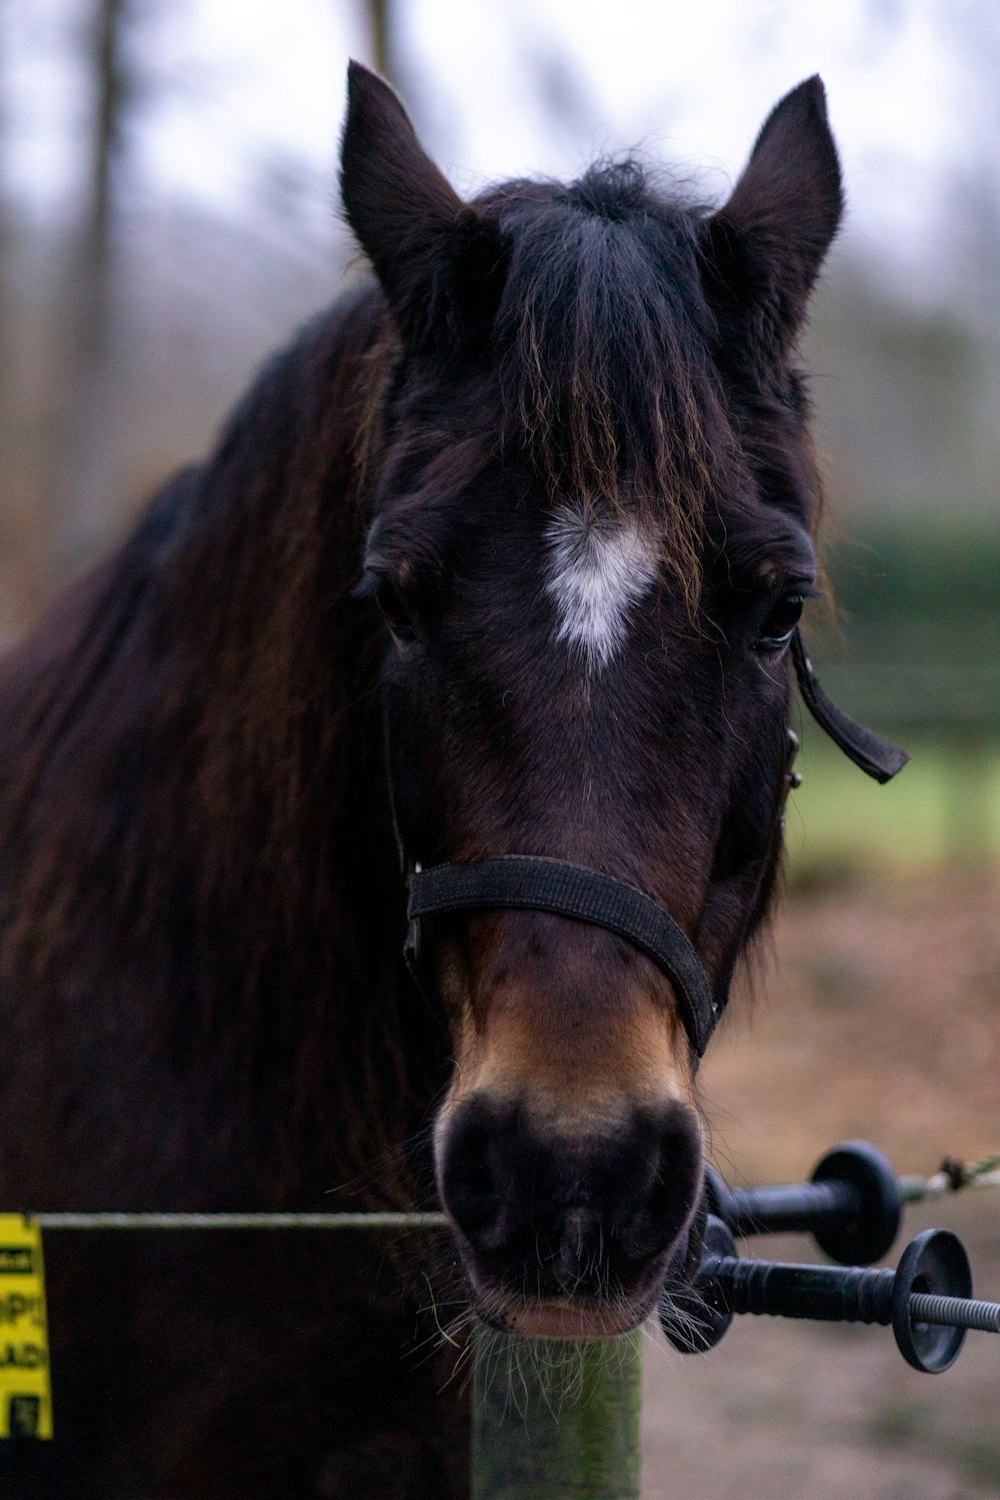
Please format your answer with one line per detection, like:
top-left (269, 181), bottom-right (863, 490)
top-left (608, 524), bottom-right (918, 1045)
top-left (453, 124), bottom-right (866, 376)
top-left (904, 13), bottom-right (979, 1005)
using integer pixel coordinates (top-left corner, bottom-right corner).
top-left (406, 855), bottom-right (719, 1054)
top-left (401, 631), bottom-right (908, 1059)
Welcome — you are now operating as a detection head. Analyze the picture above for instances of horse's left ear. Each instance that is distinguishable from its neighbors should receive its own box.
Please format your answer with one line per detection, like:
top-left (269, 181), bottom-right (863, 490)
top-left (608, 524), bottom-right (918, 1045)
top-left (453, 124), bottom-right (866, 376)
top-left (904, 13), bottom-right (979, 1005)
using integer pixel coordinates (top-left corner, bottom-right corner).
top-left (340, 62), bottom-right (506, 352)
top-left (701, 76), bottom-right (843, 362)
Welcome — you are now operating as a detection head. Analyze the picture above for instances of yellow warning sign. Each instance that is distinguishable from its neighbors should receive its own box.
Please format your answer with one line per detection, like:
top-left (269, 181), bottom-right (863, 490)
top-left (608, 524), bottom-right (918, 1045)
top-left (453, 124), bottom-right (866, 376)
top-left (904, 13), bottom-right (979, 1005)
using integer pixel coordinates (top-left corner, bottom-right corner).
top-left (0, 1216), bottom-right (52, 1438)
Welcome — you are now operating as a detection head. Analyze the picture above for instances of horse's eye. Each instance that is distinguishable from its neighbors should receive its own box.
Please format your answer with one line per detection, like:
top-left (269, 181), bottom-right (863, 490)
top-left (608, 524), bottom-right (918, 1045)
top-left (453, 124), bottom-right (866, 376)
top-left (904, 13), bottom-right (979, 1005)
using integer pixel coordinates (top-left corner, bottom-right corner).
top-left (756, 592), bottom-right (805, 653)
top-left (374, 578), bottom-right (417, 641)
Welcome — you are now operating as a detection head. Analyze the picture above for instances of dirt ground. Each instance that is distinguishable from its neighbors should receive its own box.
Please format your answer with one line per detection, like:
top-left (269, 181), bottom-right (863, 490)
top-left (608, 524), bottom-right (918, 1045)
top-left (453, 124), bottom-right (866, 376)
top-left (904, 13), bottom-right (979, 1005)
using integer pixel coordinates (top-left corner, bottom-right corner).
top-left (642, 868), bottom-right (1000, 1500)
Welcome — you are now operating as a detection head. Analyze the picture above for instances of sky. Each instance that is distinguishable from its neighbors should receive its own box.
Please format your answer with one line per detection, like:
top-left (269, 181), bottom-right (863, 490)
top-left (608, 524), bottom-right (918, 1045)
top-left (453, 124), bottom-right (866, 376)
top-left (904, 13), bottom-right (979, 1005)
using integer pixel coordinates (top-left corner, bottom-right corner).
top-left (4, 0), bottom-right (996, 302)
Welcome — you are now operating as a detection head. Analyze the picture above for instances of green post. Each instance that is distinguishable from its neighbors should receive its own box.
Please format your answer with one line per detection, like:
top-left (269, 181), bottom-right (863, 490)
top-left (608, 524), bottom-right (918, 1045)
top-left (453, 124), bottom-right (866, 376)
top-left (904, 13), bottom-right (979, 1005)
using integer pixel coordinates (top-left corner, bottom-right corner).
top-left (470, 1322), bottom-right (643, 1499)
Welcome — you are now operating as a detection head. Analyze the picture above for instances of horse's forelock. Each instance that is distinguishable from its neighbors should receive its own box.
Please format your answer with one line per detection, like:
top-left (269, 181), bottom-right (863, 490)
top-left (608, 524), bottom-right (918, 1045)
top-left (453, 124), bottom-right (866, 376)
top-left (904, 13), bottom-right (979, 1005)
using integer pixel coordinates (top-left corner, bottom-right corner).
top-left (486, 165), bottom-right (732, 613)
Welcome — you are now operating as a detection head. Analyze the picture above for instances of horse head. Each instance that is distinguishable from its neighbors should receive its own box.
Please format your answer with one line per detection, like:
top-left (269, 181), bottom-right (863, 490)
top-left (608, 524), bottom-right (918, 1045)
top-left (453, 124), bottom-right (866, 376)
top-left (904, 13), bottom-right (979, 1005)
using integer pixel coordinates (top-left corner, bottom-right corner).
top-left (342, 63), bottom-right (842, 1338)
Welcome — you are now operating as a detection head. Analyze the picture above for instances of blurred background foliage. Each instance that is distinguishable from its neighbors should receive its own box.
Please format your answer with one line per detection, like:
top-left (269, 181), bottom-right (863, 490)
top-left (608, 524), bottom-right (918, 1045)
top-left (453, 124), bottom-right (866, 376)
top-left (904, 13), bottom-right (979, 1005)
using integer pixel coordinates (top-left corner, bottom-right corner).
top-left (0, 0), bottom-right (997, 873)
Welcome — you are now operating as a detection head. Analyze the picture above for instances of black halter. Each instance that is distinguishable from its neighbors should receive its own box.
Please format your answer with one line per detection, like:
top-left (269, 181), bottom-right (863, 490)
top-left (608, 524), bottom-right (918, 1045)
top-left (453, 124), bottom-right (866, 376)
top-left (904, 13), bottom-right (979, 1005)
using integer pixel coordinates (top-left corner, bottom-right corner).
top-left (402, 631), bottom-right (908, 1058)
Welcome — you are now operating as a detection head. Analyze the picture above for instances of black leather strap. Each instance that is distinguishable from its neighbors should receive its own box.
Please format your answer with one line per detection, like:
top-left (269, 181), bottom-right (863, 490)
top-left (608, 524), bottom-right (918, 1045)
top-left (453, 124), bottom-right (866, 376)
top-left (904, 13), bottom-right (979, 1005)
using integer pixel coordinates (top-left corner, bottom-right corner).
top-left (407, 855), bottom-right (718, 1056)
top-left (792, 631), bottom-right (909, 784)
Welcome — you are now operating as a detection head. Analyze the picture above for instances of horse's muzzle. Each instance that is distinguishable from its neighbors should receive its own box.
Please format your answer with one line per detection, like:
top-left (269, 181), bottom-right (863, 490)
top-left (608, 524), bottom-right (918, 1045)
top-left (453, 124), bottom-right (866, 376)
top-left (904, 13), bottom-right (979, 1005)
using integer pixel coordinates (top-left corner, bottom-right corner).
top-left (437, 1093), bottom-right (703, 1337)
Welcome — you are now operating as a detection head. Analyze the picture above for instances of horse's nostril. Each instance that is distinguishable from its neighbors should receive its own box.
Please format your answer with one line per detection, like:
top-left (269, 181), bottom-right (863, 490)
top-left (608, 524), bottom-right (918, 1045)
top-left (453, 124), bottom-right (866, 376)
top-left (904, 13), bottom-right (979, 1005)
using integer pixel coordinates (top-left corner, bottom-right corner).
top-left (615, 1103), bottom-right (704, 1261)
top-left (439, 1106), bottom-right (503, 1243)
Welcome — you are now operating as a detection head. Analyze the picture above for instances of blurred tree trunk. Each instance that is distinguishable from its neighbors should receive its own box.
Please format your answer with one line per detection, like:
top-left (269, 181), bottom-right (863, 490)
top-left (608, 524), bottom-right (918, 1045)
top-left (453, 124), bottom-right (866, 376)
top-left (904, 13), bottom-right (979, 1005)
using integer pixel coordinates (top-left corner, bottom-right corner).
top-left (0, 4), bottom-right (9, 412)
top-left (0, 0), bottom-right (43, 635)
top-left (364, 0), bottom-right (394, 82)
top-left (362, 0), bottom-right (426, 145)
top-left (0, 0), bottom-right (12, 477)
top-left (52, 0), bottom-right (133, 578)
top-left (83, 0), bottom-right (129, 339)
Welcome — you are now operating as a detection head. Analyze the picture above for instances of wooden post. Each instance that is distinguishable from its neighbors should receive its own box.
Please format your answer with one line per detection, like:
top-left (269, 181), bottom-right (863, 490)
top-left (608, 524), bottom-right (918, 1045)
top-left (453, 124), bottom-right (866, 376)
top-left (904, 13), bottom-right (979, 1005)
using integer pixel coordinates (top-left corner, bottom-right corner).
top-left (470, 1323), bottom-right (643, 1499)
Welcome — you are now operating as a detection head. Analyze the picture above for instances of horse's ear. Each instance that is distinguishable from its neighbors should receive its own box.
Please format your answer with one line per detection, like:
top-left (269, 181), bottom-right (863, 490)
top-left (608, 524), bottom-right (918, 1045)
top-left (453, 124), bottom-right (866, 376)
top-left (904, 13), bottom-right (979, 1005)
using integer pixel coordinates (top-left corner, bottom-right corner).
top-left (340, 61), bottom-right (506, 352)
top-left (702, 77), bottom-right (843, 363)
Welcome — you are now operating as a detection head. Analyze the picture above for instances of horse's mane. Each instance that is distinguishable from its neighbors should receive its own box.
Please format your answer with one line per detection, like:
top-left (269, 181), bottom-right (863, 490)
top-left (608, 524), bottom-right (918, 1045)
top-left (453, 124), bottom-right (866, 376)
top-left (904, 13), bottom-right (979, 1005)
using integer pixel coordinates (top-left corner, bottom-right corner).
top-left (0, 285), bottom-right (447, 1211)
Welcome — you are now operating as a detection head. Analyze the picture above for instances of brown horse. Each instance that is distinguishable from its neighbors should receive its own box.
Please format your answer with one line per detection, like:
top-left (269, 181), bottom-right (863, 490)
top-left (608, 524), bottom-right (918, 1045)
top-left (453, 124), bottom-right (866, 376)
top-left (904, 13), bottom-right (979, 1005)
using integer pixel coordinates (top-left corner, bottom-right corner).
top-left (0, 62), bottom-right (889, 1498)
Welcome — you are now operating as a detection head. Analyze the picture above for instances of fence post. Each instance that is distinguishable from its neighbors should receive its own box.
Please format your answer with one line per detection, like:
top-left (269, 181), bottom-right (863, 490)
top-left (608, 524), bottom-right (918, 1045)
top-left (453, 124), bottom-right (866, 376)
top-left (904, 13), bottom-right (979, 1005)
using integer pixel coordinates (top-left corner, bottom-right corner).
top-left (470, 1322), bottom-right (643, 1499)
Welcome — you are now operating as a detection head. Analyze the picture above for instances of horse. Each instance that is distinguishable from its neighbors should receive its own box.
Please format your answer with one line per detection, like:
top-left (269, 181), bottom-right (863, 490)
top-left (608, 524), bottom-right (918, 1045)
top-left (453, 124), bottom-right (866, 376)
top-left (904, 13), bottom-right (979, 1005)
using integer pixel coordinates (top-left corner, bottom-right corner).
top-left (0, 61), bottom-right (902, 1498)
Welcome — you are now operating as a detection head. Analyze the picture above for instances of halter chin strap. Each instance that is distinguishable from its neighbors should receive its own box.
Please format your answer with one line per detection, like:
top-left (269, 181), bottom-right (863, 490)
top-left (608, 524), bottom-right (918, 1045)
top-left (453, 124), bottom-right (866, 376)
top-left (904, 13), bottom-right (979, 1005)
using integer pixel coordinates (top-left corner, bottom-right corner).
top-left (399, 637), bottom-right (909, 1060)
top-left (406, 856), bottom-right (718, 1056)
top-left (792, 631), bottom-right (909, 783)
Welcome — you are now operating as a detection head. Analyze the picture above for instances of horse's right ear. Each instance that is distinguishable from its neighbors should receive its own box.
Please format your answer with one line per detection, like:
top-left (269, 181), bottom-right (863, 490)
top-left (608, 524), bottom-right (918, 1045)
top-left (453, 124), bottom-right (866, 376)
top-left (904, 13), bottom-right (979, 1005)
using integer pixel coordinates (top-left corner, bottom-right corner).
top-left (340, 62), bottom-right (505, 352)
top-left (701, 76), bottom-right (843, 366)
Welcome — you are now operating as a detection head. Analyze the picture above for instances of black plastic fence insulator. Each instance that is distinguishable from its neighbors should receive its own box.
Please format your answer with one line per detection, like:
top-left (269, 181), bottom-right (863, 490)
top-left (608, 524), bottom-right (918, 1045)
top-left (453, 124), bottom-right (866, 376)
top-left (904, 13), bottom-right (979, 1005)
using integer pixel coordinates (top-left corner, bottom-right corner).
top-left (705, 1140), bottom-right (902, 1265)
top-left (662, 1218), bottom-right (994, 1374)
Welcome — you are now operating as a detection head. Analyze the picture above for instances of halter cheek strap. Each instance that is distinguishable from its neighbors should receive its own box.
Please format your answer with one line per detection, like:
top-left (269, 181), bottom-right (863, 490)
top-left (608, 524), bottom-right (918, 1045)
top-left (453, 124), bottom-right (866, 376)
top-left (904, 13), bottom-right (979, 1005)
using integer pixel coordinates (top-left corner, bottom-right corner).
top-left (406, 856), bottom-right (718, 1056)
top-left (792, 631), bottom-right (909, 783)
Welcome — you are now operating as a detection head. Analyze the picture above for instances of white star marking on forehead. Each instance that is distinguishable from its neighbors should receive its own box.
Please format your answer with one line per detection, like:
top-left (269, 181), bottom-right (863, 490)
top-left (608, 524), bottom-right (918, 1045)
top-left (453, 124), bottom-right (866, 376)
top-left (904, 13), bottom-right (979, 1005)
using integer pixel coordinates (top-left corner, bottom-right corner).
top-left (544, 504), bottom-right (659, 670)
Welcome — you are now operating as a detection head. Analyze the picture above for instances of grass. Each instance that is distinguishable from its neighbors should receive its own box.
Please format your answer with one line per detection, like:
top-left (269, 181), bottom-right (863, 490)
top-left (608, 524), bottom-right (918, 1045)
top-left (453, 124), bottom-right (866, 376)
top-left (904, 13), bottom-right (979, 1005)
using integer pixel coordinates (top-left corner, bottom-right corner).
top-left (784, 725), bottom-right (1000, 880)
